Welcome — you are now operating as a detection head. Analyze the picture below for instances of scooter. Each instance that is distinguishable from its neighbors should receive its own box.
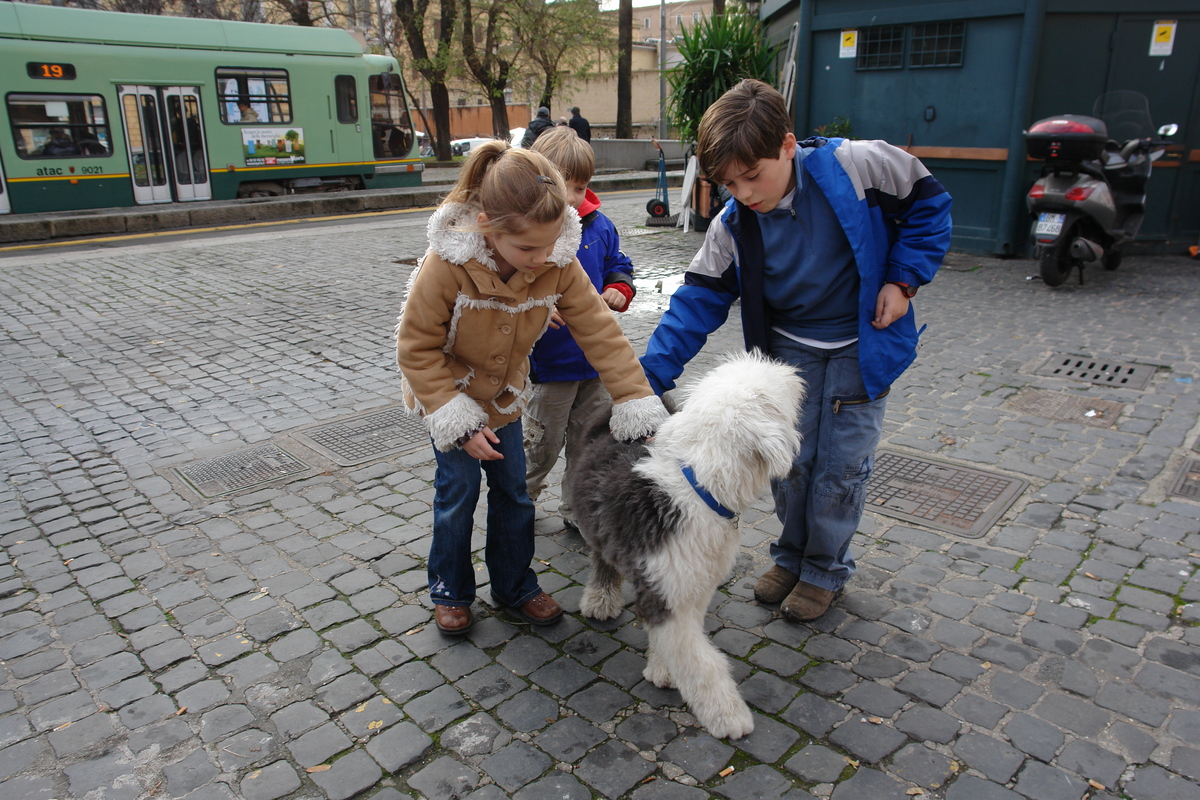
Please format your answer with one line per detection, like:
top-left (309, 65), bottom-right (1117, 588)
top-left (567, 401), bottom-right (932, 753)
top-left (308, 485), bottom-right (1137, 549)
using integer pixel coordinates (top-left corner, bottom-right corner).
top-left (1025, 91), bottom-right (1178, 286)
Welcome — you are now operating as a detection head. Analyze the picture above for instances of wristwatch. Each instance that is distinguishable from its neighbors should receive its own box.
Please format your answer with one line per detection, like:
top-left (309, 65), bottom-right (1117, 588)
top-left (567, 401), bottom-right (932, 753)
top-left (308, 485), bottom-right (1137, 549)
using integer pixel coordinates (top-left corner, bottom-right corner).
top-left (888, 282), bottom-right (918, 298)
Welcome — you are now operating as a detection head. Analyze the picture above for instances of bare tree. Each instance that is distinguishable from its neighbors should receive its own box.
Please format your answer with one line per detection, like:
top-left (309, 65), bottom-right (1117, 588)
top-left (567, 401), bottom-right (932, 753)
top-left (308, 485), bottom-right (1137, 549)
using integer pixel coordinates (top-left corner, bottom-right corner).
top-left (460, 0), bottom-right (522, 138)
top-left (396, 0), bottom-right (459, 160)
top-left (515, 0), bottom-right (611, 112)
top-left (616, 0), bottom-right (631, 138)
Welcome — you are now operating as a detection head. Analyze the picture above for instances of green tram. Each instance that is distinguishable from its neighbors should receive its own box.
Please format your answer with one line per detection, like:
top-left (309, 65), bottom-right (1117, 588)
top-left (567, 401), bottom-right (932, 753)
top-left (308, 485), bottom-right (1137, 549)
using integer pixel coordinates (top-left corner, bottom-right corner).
top-left (0, 2), bottom-right (422, 215)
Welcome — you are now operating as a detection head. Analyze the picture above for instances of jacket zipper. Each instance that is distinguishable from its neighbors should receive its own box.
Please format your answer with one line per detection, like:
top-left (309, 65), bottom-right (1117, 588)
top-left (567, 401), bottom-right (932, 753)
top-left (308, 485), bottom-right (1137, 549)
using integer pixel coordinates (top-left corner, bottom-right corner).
top-left (833, 387), bottom-right (890, 413)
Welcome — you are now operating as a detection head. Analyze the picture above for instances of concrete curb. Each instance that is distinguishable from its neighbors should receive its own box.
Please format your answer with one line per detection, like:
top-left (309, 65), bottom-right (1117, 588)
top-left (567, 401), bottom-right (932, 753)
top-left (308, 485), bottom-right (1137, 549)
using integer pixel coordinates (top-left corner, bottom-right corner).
top-left (0, 171), bottom-right (685, 245)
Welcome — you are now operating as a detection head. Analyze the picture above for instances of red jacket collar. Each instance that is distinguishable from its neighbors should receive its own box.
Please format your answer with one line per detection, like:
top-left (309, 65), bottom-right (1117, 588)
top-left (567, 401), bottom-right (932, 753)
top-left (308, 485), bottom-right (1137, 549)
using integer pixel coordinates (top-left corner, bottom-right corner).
top-left (577, 188), bottom-right (601, 218)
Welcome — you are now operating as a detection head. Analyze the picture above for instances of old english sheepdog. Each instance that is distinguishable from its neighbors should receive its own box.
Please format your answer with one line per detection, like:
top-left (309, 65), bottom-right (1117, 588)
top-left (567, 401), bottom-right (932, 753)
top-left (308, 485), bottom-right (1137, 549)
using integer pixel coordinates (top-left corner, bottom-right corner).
top-left (567, 350), bottom-right (805, 739)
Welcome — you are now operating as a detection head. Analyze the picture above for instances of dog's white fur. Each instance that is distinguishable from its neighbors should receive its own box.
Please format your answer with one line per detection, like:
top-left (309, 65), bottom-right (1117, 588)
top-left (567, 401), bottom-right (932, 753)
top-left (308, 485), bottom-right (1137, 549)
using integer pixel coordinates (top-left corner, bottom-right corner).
top-left (574, 351), bottom-right (805, 739)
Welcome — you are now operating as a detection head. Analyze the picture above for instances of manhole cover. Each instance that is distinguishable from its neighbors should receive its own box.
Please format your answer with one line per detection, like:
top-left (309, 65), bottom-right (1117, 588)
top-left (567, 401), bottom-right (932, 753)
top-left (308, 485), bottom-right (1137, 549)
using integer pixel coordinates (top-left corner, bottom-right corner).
top-left (176, 444), bottom-right (310, 498)
top-left (293, 405), bottom-right (427, 466)
top-left (1170, 459), bottom-right (1200, 500)
top-left (1008, 389), bottom-right (1123, 427)
top-left (618, 227), bottom-right (674, 237)
top-left (866, 451), bottom-right (1028, 538)
top-left (1033, 354), bottom-right (1155, 390)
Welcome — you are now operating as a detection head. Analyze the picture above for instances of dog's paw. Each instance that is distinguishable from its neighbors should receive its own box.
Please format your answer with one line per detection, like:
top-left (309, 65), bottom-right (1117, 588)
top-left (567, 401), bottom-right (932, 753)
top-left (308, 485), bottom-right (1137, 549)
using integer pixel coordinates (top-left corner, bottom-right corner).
top-left (643, 660), bottom-right (675, 689)
top-left (580, 585), bottom-right (623, 621)
top-left (694, 696), bottom-right (754, 740)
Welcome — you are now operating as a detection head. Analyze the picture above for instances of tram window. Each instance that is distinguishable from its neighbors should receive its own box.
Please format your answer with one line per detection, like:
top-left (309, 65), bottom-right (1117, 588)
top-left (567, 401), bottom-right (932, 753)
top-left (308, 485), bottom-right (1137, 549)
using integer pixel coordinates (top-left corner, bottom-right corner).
top-left (335, 75), bottom-right (358, 124)
top-left (215, 68), bottom-right (292, 124)
top-left (7, 93), bottom-right (112, 159)
top-left (369, 73), bottom-right (414, 159)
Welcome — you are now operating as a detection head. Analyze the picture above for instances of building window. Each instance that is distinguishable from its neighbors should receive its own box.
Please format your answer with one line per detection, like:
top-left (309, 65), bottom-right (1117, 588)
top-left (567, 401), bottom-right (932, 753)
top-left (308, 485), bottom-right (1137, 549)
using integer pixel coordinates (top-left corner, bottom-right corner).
top-left (693, 11), bottom-right (701, 22)
top-left (909, 20), bottom-right (965, 68)
top-left (855, 25), bottom-right (905, 70)
top-left (675, 14), bottom-right (682, 26)
top-left (643, 17), bottom-right (651, 28)
top-left (216, 68), bottom-right (291, 123)
top-left (335, 75), bottom-right (358, 123)
top-left (7, 93), bottom-right (112, 158)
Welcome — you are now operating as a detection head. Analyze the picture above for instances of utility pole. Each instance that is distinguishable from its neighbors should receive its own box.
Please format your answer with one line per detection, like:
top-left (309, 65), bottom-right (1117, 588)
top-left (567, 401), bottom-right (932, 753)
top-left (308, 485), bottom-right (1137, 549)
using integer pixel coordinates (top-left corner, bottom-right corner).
top-left (658, 0), bottom-right (667, 139)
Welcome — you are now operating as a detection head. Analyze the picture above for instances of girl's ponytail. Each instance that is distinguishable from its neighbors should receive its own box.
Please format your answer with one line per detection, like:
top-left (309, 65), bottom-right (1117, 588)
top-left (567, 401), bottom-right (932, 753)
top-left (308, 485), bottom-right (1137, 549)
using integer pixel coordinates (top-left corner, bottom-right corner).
top-left (442, 139), bottom-right (568, 235)
top-left (445, 140), bottom-right (509, 207)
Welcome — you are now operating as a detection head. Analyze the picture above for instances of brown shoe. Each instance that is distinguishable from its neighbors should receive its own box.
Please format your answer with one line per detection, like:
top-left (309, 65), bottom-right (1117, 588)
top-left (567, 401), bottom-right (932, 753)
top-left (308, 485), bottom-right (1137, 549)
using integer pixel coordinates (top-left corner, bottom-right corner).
top-left (514, 591), bottom-right (563, 626)
top-left (781, 581), bottom-right (837, 622)
top-left (435, 604), bottom-right (474, 634)
top-left (754, 564), bottom-right (799, 604)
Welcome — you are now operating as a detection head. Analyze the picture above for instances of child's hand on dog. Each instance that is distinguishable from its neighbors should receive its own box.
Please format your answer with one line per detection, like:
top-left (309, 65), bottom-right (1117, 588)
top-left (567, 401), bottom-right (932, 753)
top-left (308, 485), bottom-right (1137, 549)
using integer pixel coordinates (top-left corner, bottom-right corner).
top-left (463, 428), bottom-right (504, 460)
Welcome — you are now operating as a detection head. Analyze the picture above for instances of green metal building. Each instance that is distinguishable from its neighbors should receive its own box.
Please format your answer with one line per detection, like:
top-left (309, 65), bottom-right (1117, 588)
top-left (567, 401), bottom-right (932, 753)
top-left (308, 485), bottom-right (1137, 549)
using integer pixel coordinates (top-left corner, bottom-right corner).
top-left (761, 0), bottom-right (1199, 255)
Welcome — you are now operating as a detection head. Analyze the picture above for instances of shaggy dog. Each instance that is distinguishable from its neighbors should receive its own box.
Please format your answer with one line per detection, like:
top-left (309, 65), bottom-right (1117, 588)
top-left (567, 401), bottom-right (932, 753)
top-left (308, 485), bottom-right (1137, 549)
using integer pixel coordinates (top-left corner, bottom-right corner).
top-left (568, 351), bottom-right (805, 739)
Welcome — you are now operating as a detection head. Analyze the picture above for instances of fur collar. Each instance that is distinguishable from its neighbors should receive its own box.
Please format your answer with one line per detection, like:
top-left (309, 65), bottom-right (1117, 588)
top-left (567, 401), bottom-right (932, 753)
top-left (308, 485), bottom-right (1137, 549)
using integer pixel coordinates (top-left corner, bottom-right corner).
top-left (426, 201), bottom-right (583, 271)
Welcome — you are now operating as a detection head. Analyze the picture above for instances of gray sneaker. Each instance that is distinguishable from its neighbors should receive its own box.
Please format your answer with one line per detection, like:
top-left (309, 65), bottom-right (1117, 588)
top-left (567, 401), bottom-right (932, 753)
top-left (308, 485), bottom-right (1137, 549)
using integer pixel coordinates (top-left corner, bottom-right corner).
top-left (754, 565), bottom-right (799, 604)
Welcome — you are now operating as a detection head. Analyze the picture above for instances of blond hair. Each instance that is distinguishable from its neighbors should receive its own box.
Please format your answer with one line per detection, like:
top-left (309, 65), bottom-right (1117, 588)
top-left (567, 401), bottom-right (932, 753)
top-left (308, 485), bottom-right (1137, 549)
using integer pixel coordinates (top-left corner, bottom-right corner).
top-left (531, 126), bottom-right (594, 185)
top-left (444, 139), bottom-right (568, 233)
top-left (697, 79), bottom-right (792, 182)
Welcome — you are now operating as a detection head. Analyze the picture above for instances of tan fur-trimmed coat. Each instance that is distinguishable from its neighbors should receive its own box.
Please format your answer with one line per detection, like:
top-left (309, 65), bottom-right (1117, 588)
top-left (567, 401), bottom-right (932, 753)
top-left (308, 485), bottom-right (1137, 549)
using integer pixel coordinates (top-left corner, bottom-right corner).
top-left (396, 202), bottom-right (667, 452)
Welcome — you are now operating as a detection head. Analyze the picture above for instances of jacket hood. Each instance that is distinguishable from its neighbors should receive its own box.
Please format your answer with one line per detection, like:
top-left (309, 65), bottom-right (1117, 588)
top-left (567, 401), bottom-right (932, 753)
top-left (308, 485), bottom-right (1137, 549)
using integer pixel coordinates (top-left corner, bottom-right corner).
top-left (577, 188), bottom-right (601, 218)
top-left (426, 201), bottom-right (582, 270)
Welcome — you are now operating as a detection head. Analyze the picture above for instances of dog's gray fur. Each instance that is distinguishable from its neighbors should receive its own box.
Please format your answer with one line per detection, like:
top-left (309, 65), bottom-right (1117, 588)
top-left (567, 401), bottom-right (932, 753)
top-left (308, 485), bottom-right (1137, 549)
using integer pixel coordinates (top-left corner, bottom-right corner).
top-left (567, 350), bottom-right (806, 739)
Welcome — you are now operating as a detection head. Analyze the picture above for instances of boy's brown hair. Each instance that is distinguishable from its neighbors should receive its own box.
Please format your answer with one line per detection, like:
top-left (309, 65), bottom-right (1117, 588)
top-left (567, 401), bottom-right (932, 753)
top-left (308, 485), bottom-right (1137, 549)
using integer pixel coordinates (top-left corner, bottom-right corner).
top-left (531, 126), bottom-right (595, 185)
top-left (697, 79), bottom-right (792, 182)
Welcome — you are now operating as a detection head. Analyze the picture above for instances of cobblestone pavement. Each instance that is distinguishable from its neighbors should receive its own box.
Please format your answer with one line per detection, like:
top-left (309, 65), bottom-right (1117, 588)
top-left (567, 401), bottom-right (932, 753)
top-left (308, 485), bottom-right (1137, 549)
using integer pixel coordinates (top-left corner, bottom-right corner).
top-left (1, 192), bottom-right (1199, 800)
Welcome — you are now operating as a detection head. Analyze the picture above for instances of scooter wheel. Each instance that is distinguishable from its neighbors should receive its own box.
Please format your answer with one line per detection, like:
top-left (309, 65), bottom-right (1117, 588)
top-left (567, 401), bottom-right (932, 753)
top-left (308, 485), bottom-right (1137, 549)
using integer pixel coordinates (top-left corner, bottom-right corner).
top-left (1103, 249), bottom-right (1122, 271)
top-left (646, 199), bottom-right (668, 217)
top-left (1038, 229), bottom-right (1075, 287)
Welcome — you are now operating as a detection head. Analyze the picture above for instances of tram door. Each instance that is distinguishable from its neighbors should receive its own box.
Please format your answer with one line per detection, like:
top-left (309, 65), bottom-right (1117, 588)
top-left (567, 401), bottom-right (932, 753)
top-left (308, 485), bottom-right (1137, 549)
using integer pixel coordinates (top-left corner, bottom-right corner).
top-left (118, 85), bottom-right (211, 204)
top-left (0, 154), bottom-right (10, 214)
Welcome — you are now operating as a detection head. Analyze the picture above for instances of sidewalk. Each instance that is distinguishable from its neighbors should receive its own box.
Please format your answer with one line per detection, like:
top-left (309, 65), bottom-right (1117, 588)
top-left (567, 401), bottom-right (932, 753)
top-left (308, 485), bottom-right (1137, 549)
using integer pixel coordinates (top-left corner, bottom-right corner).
top-left (0, 168), bottom-right (683, 245)
top-left (1, 197), bottom-right (1198, 800)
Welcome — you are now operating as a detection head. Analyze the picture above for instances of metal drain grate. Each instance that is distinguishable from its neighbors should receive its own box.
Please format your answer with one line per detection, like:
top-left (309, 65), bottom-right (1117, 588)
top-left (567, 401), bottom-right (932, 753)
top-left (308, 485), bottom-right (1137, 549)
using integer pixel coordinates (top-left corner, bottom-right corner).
top-left (618, 227), bottom-right (675, 237)
top-left (1008, 389), bottom-right (1124, 427)
top-left (176, 444), bottom-right (310, 498)
top-left (293, 405), bottom-right (428, 466)
top-left (1033, 354), bottom-right (1155, 390)
top-left (866, 451), bottom-right (1028, 538)
top-left (1170, 459), bottom-right (1200, 500)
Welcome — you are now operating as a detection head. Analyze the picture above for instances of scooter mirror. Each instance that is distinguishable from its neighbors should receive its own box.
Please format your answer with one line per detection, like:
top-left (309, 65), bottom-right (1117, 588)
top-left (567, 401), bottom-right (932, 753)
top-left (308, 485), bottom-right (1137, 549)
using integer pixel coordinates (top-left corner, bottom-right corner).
top-left (1158, 123), bottom-right (1179, 137)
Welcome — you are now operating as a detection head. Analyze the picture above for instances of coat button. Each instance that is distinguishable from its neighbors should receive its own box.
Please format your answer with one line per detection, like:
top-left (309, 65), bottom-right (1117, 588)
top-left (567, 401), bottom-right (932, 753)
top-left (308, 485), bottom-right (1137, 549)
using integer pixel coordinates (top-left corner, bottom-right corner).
top-left (525, 274), bottom-right (535, 282)
top-left (500, 325), bottom-right (512, 335)
top-left (495, 356), bottom-right (506, 364)
top-left (490, 376), bottom-right (499, 385)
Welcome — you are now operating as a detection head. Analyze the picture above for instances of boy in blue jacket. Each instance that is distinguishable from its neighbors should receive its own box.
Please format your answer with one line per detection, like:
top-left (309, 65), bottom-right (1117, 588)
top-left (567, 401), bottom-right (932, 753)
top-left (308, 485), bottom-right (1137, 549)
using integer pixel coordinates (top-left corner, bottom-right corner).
top-left (525, 126), bottom-right (636, 529)
top-left (641, 79), bottom-right (953, 622)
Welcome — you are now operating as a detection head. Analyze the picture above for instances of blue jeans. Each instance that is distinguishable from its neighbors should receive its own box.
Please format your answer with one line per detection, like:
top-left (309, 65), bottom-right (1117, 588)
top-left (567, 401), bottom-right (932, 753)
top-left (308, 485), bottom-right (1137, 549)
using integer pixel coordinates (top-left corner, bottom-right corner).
top-left (768, 335), bottom-right (888, 592)
top-left (428, 420), bottom-right (541, 608)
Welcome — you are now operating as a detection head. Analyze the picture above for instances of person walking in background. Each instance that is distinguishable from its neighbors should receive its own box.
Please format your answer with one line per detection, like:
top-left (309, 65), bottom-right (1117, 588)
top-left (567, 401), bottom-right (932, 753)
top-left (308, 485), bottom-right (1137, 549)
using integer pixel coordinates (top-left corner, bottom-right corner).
top-left (395, 140), bottom-right (667, 634)
top-left (640, 79), bottom-right (952, 623)
top-left (520, 106), bottom-right (554, 148)
top-left (568, 106), bottom-right (591, 142)
top-left (524, 127), bottom-right (636, 531)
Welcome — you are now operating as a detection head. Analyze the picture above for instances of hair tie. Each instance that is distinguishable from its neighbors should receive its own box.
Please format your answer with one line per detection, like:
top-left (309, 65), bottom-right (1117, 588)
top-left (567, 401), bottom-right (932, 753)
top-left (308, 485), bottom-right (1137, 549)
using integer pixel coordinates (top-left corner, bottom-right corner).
top-left (536, 175), bottom-right (554, 184)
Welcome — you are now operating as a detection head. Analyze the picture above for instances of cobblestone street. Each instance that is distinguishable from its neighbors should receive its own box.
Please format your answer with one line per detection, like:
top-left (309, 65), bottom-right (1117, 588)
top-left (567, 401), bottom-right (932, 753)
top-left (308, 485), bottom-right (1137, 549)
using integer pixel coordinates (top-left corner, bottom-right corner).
top-left (1, 192), bottom-right (1199, 800)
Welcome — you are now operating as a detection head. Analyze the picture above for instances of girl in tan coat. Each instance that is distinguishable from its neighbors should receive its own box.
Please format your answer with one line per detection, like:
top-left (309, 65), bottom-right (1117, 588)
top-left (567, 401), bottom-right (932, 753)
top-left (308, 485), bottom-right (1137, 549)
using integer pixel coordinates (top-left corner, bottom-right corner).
top-left (396, 141), bottom-right (667, 633)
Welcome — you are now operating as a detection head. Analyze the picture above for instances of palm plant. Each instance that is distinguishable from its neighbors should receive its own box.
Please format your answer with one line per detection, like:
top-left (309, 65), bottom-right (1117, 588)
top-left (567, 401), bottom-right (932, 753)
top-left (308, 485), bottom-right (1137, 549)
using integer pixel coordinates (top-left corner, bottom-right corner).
top-left (665, 6), bottom-right (780, 147)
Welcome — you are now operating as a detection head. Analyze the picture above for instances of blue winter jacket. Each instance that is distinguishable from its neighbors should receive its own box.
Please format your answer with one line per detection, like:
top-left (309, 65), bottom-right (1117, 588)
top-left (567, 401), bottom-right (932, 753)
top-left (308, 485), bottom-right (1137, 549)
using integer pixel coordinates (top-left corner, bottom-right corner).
top-left (641, 137), bottom-right (953, 399)
top-left (529, 192), bottom-right (635, 383)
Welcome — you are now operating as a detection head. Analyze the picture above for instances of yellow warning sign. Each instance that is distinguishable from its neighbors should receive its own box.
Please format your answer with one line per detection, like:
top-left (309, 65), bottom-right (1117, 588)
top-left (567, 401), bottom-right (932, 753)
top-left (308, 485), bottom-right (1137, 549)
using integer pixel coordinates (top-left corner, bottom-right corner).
top-left (840, 29), bottom-right (858, 59)
top-left (1150, 20), bottom-right (1176, 56)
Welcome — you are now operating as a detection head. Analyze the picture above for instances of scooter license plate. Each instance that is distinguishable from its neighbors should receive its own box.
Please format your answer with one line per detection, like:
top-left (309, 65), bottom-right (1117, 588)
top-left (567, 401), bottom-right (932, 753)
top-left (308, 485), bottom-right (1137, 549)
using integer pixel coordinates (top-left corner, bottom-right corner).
top-left (1036, 212), bottom-right (1065, 237)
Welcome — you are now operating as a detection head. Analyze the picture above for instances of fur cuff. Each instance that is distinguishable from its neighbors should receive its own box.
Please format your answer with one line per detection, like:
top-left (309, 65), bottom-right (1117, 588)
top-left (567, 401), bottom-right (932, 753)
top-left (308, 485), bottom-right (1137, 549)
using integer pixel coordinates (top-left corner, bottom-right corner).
top-left (609, 395), bottom-right (669, 441)
top-left (426, 392), bottom-right (489, 452)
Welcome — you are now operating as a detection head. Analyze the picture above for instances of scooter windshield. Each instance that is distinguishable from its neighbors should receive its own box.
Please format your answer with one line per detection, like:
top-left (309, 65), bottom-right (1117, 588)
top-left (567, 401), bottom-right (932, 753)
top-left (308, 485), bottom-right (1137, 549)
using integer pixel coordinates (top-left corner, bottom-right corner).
top-left (1092, 91), bottom-right (1155, 142)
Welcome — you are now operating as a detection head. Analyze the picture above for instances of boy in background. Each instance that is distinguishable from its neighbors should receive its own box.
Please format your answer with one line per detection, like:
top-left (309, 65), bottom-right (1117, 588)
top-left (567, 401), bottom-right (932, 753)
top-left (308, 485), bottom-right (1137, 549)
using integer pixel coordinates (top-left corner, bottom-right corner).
top-left (525, 126), bottom-right (637, 530)
top-left (641, 79), bottom-right (952, 622)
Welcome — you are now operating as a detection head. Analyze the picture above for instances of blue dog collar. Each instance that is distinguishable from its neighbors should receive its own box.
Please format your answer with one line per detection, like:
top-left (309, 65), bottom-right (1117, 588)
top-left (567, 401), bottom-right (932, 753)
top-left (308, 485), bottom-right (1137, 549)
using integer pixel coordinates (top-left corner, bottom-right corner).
top-left (680, 463), bottom-right (736, 519)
